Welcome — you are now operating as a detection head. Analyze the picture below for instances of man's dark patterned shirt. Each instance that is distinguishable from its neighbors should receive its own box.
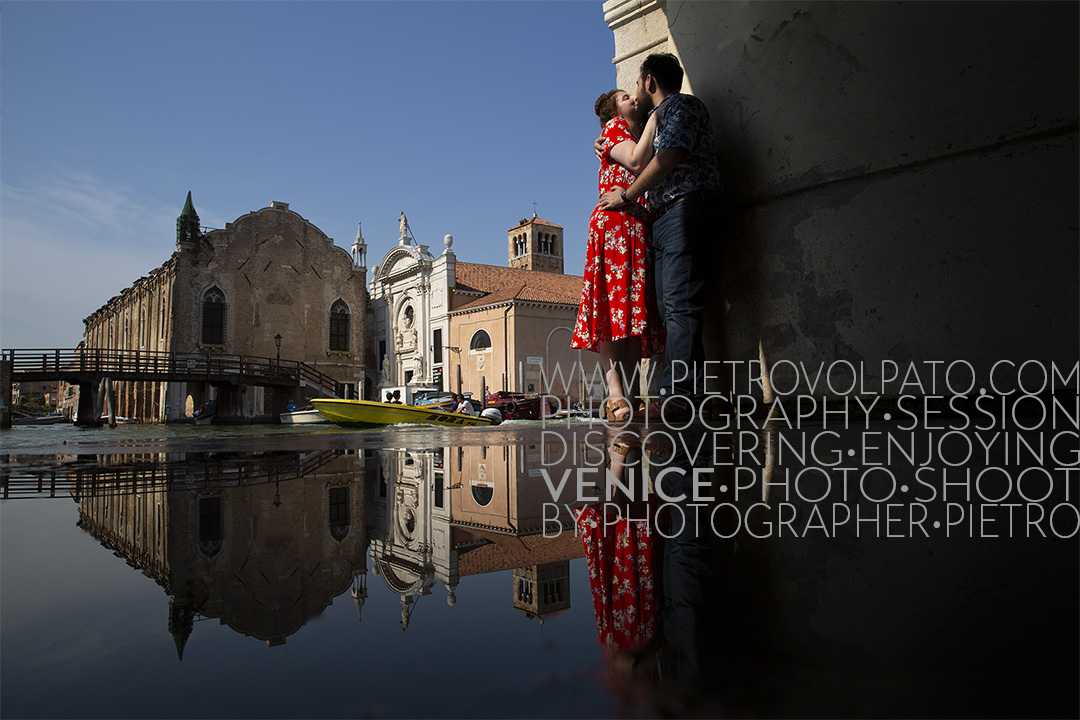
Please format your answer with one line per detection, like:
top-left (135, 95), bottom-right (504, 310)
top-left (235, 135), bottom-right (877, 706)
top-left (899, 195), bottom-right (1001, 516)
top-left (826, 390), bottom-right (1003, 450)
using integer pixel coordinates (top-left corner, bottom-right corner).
top-left (647, 92), bottom-right (722, 212)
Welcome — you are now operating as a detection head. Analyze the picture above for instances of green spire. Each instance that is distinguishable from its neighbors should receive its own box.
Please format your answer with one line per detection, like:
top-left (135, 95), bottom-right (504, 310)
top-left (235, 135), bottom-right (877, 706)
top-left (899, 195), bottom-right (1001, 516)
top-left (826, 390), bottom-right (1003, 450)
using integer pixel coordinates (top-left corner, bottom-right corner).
top-left (176, 191), bottom-right (201, 246)
top-left (168, 600), bottom-right (194, 661)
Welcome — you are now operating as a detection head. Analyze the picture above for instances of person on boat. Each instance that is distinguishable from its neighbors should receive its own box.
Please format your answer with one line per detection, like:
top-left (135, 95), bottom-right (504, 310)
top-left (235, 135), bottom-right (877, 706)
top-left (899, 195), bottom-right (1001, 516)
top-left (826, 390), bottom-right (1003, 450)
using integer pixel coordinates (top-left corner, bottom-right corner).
top-left (454, 394), bottom-right (477, 416)
top-left (385, 391), bottom-right (394, 403)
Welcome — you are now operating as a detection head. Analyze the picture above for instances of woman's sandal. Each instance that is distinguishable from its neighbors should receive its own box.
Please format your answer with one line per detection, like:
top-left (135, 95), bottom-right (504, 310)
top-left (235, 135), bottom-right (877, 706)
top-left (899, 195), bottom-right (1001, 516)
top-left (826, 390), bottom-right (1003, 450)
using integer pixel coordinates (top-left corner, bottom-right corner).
top-left (604, 397), bottom-right (632, 422)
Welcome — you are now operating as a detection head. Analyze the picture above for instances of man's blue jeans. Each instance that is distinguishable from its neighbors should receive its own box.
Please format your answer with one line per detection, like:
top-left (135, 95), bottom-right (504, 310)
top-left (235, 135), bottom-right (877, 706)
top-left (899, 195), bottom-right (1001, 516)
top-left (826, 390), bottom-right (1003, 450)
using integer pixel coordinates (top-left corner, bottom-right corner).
top-left (652, 192), bottom-right (710, 403)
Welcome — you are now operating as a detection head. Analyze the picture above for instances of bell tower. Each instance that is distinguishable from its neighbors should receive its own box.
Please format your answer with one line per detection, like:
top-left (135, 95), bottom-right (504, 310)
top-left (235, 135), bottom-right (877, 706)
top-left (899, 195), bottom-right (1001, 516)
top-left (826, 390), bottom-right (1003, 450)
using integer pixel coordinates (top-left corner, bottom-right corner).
top-left (176, 191), bottom-right (201, 250)
top-left (507, 215), bottom-right (563, 274)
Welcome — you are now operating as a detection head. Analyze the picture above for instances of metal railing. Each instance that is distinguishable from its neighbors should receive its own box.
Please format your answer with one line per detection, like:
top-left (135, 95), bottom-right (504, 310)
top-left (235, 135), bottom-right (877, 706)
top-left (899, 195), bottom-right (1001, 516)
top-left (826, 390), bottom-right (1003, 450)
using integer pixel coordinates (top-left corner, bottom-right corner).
top-left (0, 449), bottom-right (346, 500)
top-left (2, 348), bottom-right (340, 394)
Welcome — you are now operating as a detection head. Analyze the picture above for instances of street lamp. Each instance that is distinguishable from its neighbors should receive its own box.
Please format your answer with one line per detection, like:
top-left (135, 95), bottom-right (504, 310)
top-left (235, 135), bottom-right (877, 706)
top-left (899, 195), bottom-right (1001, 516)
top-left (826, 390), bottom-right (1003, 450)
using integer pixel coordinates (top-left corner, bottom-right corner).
top-left (274, 333), bottom-right (282, 363)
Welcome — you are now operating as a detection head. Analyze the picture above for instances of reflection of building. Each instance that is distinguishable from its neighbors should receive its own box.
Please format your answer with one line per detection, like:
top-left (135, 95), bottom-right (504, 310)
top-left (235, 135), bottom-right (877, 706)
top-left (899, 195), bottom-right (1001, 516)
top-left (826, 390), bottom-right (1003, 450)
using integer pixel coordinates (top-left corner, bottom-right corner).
top-left (80, 195), bottom-right (367, 421)
top-left (368, 443), bottom-right (585, 628)
top-left (369, 448), bottom-right (453, 630)
top-left (513, 562), bottom-right (571, 622)
top-left (368, 215), bottom-right (589, 403)
top-left (71, 450), bottom-right (370, 655)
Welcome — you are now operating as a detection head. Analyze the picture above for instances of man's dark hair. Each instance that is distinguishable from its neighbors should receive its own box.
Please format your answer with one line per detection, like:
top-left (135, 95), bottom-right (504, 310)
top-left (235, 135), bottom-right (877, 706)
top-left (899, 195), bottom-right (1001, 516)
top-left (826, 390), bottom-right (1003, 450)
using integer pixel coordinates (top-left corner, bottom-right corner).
top-left (640, 53), bottom-right (683, 93)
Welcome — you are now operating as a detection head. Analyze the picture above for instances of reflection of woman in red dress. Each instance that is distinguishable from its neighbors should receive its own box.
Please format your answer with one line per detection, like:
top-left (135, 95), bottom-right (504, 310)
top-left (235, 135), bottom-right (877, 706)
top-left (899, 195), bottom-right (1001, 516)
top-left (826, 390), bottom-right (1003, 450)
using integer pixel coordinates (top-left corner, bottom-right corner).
top-left (575, 440), bottom-right (663, 687)
top-left (571, 90), bottom-right (665, 422)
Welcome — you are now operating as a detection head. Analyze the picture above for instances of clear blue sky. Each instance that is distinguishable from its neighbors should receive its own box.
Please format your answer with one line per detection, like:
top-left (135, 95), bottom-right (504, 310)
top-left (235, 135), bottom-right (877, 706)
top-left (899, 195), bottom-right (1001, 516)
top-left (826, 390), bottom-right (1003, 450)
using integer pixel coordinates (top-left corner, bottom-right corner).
top-left (0, 1), bottom-right (618, 348)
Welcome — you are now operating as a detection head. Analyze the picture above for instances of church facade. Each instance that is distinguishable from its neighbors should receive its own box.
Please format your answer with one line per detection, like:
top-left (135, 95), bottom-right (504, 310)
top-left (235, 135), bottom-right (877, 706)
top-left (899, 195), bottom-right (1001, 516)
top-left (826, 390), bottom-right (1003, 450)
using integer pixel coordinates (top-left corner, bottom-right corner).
top-left (81, 194), bottom-right (368, 421)
top-left (368, 214), bottom-right (592, 405)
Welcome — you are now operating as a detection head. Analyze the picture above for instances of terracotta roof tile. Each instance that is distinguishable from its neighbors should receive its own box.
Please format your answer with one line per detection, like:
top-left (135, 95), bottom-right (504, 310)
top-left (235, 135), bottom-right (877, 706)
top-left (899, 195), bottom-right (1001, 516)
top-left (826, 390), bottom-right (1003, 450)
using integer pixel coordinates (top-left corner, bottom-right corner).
top-left (454, 529), bottom-right (584, 576)
top-left (508, 215), bottom-right (562, 230)
top-left (454, 262), bottom-right (582, 311)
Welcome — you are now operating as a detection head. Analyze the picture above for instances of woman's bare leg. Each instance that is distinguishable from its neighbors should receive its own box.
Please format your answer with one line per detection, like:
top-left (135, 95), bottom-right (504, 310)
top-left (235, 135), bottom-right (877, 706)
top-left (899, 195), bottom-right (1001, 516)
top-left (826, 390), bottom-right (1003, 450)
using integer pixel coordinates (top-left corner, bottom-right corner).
top-left (599, 338), bottom-right (642, 421)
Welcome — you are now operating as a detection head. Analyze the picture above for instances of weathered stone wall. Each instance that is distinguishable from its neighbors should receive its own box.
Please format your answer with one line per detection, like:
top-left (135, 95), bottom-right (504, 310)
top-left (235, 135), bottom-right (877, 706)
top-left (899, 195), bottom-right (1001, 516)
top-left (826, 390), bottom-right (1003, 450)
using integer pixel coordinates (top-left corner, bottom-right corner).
top-left (604, 0), bottom-right (1079, 397)
top-left (172, 202), bottom-right (365, 382)
top-left (82, 259), bottom-right (178, 419)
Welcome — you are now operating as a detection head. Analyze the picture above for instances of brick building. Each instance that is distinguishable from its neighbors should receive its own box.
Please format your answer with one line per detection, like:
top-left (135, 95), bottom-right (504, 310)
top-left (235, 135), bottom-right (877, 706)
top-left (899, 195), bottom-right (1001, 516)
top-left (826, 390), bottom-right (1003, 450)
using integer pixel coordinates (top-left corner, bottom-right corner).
top-left (81, 194), bottom-right (367, 421)
top-left (369, 214), bottom-right (592, 404)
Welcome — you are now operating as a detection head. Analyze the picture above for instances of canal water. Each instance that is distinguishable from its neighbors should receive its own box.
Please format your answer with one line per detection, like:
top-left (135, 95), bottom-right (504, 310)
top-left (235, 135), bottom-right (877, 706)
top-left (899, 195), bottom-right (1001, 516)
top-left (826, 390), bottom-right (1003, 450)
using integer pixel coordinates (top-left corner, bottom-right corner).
top-left (1, 419), bottom-right (1077, 718)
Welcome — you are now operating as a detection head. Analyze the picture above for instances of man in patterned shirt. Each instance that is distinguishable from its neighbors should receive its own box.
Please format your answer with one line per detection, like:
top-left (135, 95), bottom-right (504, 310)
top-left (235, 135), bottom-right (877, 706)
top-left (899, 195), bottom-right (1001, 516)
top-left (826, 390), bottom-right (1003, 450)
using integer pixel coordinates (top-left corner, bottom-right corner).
top-left (599, 53), bottom-right (722, 422)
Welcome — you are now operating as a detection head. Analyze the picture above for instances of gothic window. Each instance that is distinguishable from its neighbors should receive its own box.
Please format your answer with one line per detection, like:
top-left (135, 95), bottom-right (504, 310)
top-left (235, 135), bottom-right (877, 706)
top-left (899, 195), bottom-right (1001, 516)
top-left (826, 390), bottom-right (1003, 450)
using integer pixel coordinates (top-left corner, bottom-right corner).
top-left (329, 300), bottom-right (350, 352)
top-left (469, 329), bottom-right (491, 351)
top-left (160, 291), bottom-right (169, 337)
top-left (201, 287), bottom-right (226, 346)
top-left (328, 486), bottom-right (350, 541)
top-left (198, 496), bottom-right (223, 557)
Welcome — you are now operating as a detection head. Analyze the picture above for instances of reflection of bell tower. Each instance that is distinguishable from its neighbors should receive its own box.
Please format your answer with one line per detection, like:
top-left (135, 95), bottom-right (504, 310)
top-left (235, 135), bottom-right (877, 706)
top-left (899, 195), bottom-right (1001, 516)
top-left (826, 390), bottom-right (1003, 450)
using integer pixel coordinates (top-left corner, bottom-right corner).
top-left (513, 561), bottom-right (571, 621)
top-left (507, 215), bottom-right (563, 273)
top-left (169, 597), bottom-right (195, 661)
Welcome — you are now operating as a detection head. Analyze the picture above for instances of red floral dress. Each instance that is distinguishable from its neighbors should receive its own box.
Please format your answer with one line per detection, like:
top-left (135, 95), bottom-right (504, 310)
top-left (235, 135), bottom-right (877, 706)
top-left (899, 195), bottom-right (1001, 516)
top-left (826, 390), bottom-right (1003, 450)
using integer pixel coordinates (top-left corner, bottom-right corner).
top-left (575, 503), bottom-right (659, 653)
top-left (571, 117), bottom-right (665, 356)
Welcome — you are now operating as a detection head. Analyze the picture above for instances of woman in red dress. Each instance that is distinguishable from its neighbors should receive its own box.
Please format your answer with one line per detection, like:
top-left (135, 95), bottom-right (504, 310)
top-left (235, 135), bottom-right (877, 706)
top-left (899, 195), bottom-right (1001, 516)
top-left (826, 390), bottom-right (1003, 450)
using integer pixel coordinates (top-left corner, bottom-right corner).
top-left (575, 439), bottom-right (664, 687)
top-left (571, 90), bottom-right (665, 422)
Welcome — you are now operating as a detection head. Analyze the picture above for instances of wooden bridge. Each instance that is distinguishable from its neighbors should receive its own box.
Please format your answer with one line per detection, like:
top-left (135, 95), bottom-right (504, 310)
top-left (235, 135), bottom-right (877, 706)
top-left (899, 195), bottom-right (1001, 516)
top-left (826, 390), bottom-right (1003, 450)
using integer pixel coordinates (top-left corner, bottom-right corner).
top-left (0, 449), bottom-right (344, 500)
top-left (1, 348), bottom-right (344, 427)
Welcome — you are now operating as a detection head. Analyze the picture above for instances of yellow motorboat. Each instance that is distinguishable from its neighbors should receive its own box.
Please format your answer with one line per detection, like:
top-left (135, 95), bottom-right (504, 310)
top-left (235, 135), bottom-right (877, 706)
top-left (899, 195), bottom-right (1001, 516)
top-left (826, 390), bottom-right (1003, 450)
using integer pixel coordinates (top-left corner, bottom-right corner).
top-left (310, 398), bottom-right (499, 428)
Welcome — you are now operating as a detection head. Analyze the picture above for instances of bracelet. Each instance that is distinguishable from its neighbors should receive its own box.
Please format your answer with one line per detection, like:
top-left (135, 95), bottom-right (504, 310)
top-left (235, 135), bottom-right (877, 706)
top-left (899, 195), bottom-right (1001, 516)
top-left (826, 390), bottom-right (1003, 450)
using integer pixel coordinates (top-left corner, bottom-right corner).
top-left (620, 189), bottom-right (629, 204)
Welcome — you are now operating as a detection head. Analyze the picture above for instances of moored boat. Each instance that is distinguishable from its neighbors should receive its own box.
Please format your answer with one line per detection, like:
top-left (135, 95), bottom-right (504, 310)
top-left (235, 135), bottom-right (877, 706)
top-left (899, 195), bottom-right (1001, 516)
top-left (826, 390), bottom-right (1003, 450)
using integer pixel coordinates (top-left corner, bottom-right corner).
top-left (280, 404), bottom-right (331, 424)
top-left (311, 398), bottom-right (500, 428)
top-left (12, 412), bottom-right (69, 426)
top-left (484, 391), bottom-right (558, 421)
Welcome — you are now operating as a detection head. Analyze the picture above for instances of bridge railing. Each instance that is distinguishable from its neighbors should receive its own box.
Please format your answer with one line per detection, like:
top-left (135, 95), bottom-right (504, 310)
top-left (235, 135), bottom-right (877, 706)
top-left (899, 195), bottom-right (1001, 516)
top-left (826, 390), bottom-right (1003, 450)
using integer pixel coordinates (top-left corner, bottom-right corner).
top-left (0, 449), bottom-right (346, 500)
top-left (298, 362), bottom-right (339, 397)
top-left (1, 348), bottom-right (303, 381)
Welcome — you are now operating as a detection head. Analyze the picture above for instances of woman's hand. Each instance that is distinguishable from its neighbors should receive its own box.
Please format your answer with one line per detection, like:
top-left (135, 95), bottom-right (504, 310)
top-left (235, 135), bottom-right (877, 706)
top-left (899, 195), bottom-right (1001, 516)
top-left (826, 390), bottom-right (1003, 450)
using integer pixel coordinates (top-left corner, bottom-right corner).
top-left (594, 134), bottom-right (605, 162)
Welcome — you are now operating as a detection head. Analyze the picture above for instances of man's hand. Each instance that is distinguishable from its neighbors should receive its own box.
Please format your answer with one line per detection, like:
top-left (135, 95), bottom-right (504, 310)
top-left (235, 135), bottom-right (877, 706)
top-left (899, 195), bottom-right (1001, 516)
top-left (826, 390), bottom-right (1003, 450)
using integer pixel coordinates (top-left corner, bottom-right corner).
top-left (598, 187), bottom-right (627, 211)
top-left (594, 134), bottom-right (605, 162)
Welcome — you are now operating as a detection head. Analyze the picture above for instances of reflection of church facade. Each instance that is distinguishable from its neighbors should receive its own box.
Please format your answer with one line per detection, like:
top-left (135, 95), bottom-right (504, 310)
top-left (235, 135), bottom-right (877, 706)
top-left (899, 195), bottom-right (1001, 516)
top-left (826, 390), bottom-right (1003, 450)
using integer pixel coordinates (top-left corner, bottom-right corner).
top-left (71, 450), bottom-right (371, 655)
top-left (369, 444), bottom-right (586, 628)
top-left (67, 441), bottom-right (590, 649)
top-left (368, 215), bottom-right (589, 402)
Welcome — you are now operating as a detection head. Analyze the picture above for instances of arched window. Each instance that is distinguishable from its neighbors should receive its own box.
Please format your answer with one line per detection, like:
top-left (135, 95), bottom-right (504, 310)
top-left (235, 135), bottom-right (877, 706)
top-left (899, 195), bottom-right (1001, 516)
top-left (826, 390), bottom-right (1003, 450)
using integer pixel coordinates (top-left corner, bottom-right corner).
top-left (469, 329), bottom-right (491, 351)
top-left (201, 287), bottom-right (226, 345)
top-left (198, 496), bottom-right (223, 557)
top-left (328, 486), bottom-right (350, 541)
top-left (329, 300), bottom-right (350, 352)
top-left (472, 483), bottom-right (493, 507)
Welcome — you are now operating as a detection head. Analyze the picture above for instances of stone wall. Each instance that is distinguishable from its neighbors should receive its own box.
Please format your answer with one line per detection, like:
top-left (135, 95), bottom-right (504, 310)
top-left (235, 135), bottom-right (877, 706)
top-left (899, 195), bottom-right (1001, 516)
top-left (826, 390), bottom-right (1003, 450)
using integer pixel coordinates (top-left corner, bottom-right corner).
top-left (172, 202), bottom-right (365, 380)
top-left (603, 0), bottom-right (1079, 397)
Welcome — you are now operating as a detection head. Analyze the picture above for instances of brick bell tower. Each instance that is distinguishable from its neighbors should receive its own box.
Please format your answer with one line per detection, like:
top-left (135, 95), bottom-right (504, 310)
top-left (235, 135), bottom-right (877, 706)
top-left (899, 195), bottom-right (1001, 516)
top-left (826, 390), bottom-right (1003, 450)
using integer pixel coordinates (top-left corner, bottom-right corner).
top-left (507, 214), bottom-right (563, 274)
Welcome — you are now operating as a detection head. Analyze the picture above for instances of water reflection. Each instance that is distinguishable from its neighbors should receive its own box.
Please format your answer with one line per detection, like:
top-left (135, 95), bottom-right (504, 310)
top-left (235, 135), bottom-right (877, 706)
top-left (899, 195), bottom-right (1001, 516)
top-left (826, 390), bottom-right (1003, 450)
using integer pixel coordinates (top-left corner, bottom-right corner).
top-left (370, 443), bottom-right (584, 630)
top-left (2, 450), bottom-right (370, 654)
top-left (1, 441), bottom-right (593, 649)
top-left (2, 423), bottom-right (1076, 717)
top-left (573, 429), bottom-right (738, 714)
